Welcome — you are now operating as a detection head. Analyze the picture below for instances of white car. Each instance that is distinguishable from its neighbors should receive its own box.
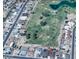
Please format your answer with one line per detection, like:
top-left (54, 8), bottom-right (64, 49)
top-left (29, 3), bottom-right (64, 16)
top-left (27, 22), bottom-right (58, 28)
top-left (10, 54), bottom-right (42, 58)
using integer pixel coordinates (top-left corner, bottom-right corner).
top-left (34, 48), bottom-right (42, 58)
top-left (3, 47), bottom-right (11, 54)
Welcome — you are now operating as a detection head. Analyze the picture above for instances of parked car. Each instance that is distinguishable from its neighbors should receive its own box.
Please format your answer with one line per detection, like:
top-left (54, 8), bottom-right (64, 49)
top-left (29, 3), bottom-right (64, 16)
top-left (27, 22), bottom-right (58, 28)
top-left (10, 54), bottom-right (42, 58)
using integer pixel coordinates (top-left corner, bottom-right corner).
top-left (18, 47), bottom-right (28, 56)
top-left (34, 48), bottom-right (43, 58)
top-left (41, 48), bottom-right (49, 58)
top-left (3, 47), bottom-right (12, 54)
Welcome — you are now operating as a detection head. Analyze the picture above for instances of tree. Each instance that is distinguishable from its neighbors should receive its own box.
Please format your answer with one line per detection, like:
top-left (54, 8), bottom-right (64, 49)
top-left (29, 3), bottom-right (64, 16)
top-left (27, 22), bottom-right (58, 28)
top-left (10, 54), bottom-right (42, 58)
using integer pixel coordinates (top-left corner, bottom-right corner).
top-left (42, 10), bottom-right (51, 17)
top-left (40, 21), bottom-right (47, 26)
top-left (26, 33), bottom-right (31, 39)
top-left (40, 16), bottom-right (43, 19)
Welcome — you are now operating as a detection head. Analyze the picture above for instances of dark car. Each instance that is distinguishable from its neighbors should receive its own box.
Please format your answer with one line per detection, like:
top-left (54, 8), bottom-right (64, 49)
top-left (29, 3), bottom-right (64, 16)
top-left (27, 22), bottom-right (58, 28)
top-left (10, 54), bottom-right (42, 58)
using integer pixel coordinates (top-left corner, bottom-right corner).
top-left (41, 49), bottom-right (49, 58)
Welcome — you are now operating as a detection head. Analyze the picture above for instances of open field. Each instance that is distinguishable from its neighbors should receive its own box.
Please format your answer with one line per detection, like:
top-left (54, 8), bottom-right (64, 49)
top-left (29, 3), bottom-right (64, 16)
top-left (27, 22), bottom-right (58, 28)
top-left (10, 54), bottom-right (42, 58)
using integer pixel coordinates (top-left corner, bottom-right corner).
top-left (25, 0), bottom-right (75, 47)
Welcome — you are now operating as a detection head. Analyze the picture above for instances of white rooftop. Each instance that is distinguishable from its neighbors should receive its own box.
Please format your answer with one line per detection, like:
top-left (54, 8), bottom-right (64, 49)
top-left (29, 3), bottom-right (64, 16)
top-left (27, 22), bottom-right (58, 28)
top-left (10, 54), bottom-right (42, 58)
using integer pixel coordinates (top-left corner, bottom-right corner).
top-left (19, 16), bottom-right (27, 20)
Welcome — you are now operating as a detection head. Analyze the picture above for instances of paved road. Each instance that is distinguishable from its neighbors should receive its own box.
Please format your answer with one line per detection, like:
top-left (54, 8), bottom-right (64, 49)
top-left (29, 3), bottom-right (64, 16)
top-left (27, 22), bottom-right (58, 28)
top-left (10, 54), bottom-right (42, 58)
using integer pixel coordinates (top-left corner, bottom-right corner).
top-left (3, 54), bottom-right (41, 59)
top-left (3, 0), bottom-right (29, 46)
top-left (71, 27), bottom-right (76, 59)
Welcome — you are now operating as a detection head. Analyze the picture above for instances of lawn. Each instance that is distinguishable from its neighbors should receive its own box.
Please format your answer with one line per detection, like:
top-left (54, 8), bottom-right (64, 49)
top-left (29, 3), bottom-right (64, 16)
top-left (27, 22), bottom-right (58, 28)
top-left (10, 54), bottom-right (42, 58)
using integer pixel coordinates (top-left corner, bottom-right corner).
top-left (25, 0), bottom-right (74, 47)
